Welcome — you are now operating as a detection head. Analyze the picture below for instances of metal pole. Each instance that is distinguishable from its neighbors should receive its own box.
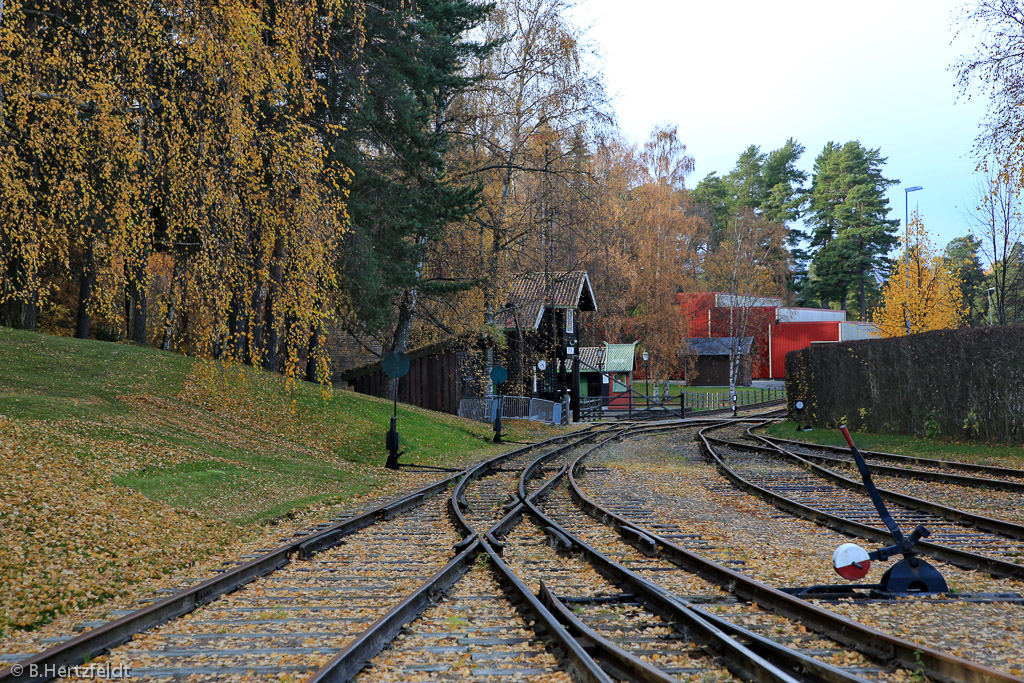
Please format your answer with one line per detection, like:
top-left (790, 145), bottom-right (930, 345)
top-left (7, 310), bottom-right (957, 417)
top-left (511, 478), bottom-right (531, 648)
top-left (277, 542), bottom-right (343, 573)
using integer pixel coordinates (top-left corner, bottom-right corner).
top-left (903, 186), bottom-right (923, 333)
top-left (645, 356), bottom-right (650, 409)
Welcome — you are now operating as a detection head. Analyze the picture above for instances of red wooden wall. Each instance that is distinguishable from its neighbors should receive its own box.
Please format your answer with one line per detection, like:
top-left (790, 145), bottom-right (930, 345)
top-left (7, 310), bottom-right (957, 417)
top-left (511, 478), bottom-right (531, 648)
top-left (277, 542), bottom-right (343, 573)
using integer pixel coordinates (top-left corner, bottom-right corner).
top-left (768, 322), bottom-right (840, 379)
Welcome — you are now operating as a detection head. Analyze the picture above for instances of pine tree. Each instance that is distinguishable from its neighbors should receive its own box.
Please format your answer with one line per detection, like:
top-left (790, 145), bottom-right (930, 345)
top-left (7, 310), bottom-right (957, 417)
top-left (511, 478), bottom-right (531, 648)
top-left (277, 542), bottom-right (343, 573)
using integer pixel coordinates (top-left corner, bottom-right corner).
top-left (324, 0), bottom-right (494, 353)
top-left (805, 141), bottom-right (898, 318)
top-left (691, 139), bottom-right (805, 282)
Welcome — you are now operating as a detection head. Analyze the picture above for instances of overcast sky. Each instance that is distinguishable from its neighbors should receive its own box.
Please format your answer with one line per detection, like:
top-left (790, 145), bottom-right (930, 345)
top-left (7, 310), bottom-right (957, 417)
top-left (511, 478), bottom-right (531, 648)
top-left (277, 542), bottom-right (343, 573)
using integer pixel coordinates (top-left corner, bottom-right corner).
top-left (570, 0), bottom-right (991, 252)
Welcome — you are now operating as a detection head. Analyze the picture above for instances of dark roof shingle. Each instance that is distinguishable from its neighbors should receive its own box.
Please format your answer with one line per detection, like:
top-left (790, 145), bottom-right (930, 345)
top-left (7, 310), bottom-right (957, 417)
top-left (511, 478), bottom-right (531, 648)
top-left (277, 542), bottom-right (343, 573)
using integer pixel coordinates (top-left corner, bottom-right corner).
top-left (684, 337), bottom-right (753, 356)
top-left (497, 271), bottom-right (597, 329)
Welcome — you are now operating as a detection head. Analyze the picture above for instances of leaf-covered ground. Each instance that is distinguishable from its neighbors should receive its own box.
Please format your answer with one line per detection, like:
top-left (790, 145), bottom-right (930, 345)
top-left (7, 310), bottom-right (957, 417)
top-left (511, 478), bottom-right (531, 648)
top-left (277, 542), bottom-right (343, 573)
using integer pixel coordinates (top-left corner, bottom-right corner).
top-left (0, 328), bottom-right (563, 636)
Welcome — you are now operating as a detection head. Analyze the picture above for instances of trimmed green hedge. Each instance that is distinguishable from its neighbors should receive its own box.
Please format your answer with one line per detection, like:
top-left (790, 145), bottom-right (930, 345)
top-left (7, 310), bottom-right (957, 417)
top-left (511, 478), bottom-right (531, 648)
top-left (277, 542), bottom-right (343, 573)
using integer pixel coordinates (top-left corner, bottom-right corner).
top-left (785, 327), bottom-right (1024, 443)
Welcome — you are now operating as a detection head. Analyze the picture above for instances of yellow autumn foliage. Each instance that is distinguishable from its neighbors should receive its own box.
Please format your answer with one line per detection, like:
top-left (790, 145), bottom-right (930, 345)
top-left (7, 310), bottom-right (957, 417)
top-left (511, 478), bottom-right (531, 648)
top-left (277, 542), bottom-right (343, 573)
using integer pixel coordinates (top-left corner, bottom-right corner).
top-left (873, 214), bottom-right (965, 337)
top-left (0, 0), bottom-right (354, 373)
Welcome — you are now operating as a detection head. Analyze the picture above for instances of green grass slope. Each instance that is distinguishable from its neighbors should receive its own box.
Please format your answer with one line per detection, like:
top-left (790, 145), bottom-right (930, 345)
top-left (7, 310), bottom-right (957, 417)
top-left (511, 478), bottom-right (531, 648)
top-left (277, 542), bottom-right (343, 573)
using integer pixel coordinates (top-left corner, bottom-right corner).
top-left (759, 420), bottom-right (1024, 466)
top-left (0, 328), bottom-right (559, 632)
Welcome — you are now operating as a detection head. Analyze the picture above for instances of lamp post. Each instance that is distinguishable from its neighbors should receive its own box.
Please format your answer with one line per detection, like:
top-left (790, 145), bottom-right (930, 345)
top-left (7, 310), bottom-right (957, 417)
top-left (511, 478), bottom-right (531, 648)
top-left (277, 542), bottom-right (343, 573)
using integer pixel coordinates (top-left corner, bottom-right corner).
top-left (903, 186), bottom-right (923, 334)
top-left (905, 186), bottom-right (923, 244)
top-left (988, 286), bottom-right (996, 326)
top-left (642, 350), bottom-right (649, 407)
top-left (596, 346), bottom-right (606, 410)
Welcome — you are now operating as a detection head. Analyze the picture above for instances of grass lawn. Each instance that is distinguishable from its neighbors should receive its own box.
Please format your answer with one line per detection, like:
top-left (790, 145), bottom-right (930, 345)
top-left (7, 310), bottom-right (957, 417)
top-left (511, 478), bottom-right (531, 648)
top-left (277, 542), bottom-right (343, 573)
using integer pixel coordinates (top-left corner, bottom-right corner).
top-left (0, 327), bottom-right (564, 632)
top-left (759, 420), bottom-right (1024, 467)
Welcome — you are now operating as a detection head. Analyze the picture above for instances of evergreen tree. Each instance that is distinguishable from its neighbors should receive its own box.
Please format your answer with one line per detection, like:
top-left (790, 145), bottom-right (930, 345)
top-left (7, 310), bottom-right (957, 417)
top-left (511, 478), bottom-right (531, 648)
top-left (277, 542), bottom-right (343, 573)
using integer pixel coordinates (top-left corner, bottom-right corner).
top-left (805, 141), bottom-right (898, 318)
top-left (323, 0), bottom-right (494, 345)
top-left (691, 139), bottom-right (805, 283)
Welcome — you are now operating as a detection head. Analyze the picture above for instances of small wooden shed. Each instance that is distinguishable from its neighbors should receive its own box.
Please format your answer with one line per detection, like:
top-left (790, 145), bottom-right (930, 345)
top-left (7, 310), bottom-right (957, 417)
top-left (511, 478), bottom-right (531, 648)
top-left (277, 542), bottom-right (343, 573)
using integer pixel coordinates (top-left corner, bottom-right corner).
top-left (578, 342), bottom-right (636, 409)
top-left (683, 337), bottom-right (753, 387)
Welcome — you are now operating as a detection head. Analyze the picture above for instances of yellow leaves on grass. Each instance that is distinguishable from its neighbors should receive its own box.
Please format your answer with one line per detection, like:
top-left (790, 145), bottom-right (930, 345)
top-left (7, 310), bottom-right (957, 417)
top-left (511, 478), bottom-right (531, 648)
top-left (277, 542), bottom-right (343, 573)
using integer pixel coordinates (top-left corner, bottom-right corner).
top-left (0, 416), bottom-right (234, 632)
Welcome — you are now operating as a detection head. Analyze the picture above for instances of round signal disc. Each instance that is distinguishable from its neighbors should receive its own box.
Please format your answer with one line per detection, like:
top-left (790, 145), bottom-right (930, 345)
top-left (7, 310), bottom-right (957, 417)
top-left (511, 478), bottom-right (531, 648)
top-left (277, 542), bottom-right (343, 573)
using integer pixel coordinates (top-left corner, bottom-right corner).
top-left (832, 543), bottom-right (871, 580)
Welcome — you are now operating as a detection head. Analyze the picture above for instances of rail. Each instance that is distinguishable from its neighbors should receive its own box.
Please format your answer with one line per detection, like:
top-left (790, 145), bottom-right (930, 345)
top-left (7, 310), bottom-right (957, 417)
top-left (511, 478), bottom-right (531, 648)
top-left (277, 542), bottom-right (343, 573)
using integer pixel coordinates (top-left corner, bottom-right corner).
top-left (567, 419), bottom-right (1021, 683)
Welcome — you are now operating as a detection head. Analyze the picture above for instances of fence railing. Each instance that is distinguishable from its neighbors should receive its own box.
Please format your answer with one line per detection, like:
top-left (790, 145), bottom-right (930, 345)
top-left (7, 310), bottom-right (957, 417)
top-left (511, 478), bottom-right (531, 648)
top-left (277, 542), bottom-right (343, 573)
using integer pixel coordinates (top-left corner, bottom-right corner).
top-left (458, 395), bottom-right (566, 425)
top-left (579, 386), bottom-right (786, 419)
top-left (458, 387), bottom-right (785, 424)
top-left (580, 396), bottom-right (604, 420)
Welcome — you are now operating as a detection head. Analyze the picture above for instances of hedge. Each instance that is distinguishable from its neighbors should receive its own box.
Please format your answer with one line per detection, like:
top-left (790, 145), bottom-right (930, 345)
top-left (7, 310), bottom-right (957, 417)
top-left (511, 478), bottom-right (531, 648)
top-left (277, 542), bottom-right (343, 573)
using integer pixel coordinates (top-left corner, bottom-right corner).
top-left (785, 326), bottom-right (1024, 443)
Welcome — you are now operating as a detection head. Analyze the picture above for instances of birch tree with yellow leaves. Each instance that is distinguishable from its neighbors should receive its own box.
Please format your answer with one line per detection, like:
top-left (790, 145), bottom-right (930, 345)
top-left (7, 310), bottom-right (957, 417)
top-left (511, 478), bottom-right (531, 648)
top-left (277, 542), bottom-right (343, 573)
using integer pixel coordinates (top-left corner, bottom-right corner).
top-left (873, 213), bottom-right (965, 337)
top-left (0, 0), bottom-right (353, 381)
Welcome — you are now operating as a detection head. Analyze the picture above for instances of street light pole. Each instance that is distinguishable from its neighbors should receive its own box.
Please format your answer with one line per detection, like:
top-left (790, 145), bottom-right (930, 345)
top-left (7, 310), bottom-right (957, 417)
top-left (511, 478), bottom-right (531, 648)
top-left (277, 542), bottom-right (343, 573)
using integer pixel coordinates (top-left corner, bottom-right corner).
top-left (903, 186), bottom-right (923, 334)
top-left (905, 186), bottom-right (923, 244)
top-left (642, 350), bottom-right (650, 409)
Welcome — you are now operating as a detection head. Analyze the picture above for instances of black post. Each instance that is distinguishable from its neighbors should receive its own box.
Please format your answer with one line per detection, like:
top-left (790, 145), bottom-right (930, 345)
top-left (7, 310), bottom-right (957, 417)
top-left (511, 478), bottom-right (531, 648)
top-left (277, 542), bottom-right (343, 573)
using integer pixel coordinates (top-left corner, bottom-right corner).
top-left (644, 357), bottom-right (650, 411)
top-left (571, 354), bottom-right (580, 422)
top-left (493, 395), bottom-right (503, 443)
top-left (385, 376), bottom-right (402, 469)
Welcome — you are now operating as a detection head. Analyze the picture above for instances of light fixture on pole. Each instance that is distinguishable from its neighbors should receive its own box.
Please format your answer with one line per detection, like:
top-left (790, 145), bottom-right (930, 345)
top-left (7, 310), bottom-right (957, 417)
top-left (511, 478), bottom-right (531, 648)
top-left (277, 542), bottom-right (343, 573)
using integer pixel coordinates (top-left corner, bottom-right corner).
top-left (642, 350), bottom-right (650, 399)
top-left (988, 287), bottom-right (996, 325)
top-left (904, 186), bottom-right (923, 247)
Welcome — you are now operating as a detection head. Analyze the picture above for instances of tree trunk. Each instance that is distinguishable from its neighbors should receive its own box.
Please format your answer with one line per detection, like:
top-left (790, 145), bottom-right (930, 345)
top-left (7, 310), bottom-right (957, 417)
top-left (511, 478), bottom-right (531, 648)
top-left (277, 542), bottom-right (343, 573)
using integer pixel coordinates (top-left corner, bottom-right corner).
top-left (387, 234), bottom-right (428, 399)
top-left (304, 323), bottom-right (323, 383)
top-left (125, 253), bottom-right (148, 344)
top-left (161, 257), bottom-right (181, 352)
top-left (228, 284), bottom-right (251, 361)
top-left (75, 238), bottom-right (96, 339)
top-left (250, 282), bottom-right (265, 364)
top-left (1, 292), bottom-right (37, 330)
top-left (262, 236), bottom-right (286, 372)
top-left (281, 313), bottom-right (299, 375)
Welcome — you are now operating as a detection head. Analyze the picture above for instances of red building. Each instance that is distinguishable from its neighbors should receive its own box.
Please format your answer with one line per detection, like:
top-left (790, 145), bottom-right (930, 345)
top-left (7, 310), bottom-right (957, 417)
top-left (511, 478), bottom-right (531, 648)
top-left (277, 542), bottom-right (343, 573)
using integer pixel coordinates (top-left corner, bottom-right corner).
top-left (678, 293), bottom-right (878, 381)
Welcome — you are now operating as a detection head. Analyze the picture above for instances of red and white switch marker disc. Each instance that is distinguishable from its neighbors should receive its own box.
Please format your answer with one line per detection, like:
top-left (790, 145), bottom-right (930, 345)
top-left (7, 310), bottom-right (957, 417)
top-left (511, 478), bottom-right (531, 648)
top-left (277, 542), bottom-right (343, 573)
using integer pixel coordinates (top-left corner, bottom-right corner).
top-left (832, 543), bottom-right (871, 580)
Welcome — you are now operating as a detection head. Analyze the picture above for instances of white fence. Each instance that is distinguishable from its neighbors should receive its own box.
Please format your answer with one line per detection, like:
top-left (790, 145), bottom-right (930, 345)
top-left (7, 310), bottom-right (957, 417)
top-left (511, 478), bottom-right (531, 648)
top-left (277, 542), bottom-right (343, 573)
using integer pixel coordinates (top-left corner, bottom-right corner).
top-left (458, 395), bottom-right (565, 425)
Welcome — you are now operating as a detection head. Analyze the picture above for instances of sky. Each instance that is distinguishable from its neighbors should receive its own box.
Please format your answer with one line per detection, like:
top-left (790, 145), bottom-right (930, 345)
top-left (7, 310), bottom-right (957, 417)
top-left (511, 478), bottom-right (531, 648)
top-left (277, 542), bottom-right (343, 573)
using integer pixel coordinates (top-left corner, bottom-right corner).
top-left (570, 0), bottom-right (992, 253)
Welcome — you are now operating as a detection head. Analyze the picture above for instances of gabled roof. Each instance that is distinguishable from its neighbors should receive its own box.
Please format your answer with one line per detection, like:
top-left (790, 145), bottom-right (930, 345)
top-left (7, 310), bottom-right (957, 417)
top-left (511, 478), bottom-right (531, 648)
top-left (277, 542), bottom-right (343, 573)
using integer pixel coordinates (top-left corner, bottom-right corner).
top-left (579, 342), bottom-right (636, 373)
top-left (684, 337), bottom-right (753, 356)
top-left (497, 271), bottom-right (598, 330)
top-left (603, 342), bottom-right (636, 372)
top-left (579, 346), bottom-right (603, 370)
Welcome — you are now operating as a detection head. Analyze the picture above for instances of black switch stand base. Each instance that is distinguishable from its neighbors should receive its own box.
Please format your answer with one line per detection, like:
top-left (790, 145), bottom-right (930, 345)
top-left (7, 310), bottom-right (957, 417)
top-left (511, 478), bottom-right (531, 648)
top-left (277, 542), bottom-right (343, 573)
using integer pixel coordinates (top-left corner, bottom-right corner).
top-left (880, 557), bottom-right (948, 594)
top-left (385, 416), bottom-right (403, 470)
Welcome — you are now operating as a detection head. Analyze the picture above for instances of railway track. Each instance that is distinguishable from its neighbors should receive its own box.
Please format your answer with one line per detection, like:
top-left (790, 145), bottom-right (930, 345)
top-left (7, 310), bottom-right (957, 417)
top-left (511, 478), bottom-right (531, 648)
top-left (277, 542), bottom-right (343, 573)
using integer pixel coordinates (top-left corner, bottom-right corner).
top-left (314, 419), bottom-right (832, 683)
top-left (569, 422), bottom-right (1024, 681)
top-left (702, 422), bottom-right (1024, 578)
top-left (4, 415), bottom-right (1023, 682)
top-left (0, 429), bottom-right (601, 683)
top-left (755, 433), bottom-right (1024, 524)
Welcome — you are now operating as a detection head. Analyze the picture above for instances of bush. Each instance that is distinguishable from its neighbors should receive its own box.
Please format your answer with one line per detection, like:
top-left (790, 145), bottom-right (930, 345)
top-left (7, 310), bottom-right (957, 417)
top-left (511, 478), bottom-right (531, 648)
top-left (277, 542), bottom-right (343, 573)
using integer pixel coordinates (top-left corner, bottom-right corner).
top-left (785, 326), bottom-right (1024, 443)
